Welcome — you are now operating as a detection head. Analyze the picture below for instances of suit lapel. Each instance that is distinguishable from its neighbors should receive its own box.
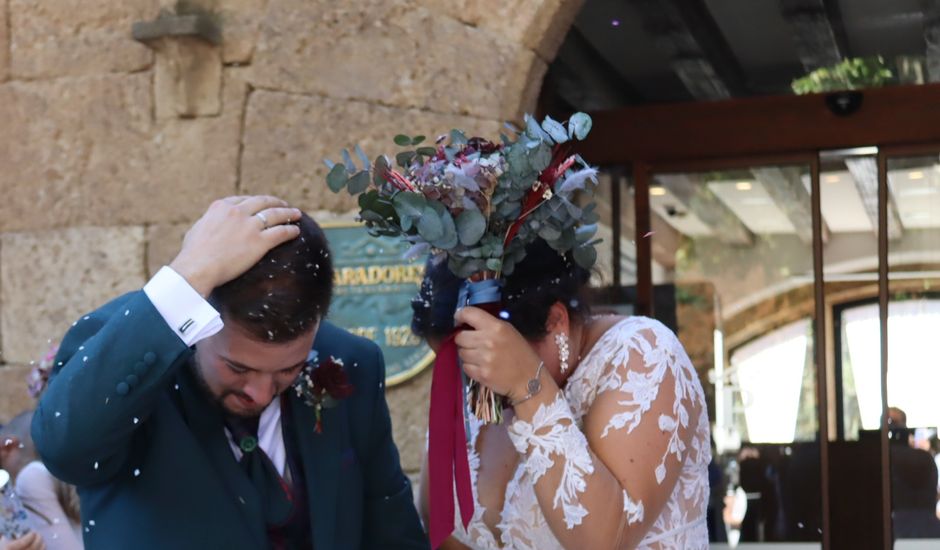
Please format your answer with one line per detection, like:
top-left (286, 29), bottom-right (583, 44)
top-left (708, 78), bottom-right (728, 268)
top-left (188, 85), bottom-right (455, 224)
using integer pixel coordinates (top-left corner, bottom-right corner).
top-left (175, 365), bottom-right (268, 548)
top-left (287, 392), bottom-right (344, 550)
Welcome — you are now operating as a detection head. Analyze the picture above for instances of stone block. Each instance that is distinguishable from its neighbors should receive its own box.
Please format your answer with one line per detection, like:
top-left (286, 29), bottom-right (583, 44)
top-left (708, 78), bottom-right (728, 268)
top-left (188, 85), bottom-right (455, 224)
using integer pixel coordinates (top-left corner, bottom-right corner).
top-left (0, 226), bottom-right (146, 364)
top-left (9, 0), bottom-right (157, 79)
top-left (0, 1), bottom-right (9, 82)
top-left (216, 0), bottom-right (267, 64)
top-left (0, 365), bottom-right (35, 424)
top-left (152, 37), bottom-right (223, 119)
top-left (385, 366), bottom-right (432, 474)
top-left (249, 0), bottom-right (542, 120)
top-left (0, 71), bottom-right (244, 232)
top-left (240, 89), bottom-right (502, 213)
top-left (146, 223), bottom-right (189, 277)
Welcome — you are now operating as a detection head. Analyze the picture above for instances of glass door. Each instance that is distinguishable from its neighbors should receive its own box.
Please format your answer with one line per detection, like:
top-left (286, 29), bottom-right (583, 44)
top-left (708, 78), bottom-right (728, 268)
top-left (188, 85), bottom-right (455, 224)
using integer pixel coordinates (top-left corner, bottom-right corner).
top-left (647, 159), bottom-right (821, 547)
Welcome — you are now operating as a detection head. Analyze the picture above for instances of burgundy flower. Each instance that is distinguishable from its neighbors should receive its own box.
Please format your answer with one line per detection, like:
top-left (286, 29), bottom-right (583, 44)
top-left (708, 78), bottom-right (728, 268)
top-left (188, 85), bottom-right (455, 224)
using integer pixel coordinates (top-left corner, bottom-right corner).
top-left (311, 357), bottom-right (354, 400)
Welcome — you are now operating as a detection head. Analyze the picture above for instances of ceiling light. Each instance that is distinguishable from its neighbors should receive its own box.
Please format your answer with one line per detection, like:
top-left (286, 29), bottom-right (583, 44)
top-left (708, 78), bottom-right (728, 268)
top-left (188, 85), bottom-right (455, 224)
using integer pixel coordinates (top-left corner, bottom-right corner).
top-left (736, 181), bottom-right (752, 191)
top-left (825, 175), bottom-right (841, 183)
top-left (650, 186), bottom-right (666, 196)
top-left (908, 171), bottom-right (925, 180)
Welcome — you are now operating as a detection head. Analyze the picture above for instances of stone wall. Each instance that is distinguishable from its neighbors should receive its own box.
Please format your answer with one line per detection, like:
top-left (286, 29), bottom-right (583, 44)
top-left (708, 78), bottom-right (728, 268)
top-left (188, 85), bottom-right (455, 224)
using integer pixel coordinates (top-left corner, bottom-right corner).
top-left (0, 0), bottom-right (583, 477)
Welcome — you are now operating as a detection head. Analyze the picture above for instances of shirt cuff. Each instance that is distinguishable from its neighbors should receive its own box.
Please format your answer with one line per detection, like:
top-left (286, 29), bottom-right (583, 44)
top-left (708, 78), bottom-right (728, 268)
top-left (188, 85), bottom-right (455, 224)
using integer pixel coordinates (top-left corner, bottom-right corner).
top-left (143, 266), bottom-right (224, 346)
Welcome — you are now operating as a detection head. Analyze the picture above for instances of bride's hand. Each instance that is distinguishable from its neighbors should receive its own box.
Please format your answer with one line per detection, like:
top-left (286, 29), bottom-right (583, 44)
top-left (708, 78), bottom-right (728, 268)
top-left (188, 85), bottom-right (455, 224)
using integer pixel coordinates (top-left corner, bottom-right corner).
top-left (453, 306), bottom-right (544, 401)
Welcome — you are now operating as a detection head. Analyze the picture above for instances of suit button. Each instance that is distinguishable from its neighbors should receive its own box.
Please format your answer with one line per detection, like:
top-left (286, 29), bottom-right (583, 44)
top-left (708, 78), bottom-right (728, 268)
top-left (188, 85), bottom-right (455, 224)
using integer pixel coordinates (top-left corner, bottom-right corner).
top-left (134, 362), bottom-right (147, 375)
top-left (143, 352), bottom-right (156, 365)
top-left (116, 382), bottom-right (130, 395)
top-left (126, 374), bottom-right (139, 387)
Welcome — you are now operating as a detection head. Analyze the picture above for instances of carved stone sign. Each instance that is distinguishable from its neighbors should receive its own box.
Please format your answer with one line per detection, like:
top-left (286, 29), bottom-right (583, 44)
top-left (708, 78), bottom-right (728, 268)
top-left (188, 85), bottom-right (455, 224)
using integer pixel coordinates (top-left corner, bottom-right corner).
top-left (323, 222), bottom-right (433, 386)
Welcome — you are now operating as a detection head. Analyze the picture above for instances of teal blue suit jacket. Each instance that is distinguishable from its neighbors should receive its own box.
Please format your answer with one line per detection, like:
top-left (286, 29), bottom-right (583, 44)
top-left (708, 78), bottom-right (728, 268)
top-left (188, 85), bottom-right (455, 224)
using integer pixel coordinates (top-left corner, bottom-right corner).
top-left (31, 291), bottom-right (429, 549)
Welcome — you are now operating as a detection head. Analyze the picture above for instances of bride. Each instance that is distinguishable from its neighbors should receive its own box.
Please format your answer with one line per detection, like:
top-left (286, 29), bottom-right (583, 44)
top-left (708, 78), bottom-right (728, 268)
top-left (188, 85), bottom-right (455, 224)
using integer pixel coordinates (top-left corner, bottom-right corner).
top-left (412, 240), bottom-right (711, 549)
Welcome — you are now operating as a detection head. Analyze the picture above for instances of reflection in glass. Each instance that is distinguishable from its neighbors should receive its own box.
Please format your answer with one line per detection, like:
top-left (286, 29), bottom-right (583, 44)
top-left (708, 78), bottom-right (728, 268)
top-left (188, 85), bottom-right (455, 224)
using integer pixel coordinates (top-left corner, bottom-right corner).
top-left (651, 164), bottom-right (819, 544)
top-left (886, 154), bottom-right (940, 542)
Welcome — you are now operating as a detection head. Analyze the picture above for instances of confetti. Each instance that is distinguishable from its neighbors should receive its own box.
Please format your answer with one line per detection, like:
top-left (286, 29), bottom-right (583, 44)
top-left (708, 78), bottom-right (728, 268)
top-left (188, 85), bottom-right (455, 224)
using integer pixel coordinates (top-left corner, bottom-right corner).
top-left (643, 231), bottom-right (655, 238)
top-left (94, 462), bottom-right (99, 470)
top-left (611, 19), bottom-right (621, 27)
top-left (89, 520), bottom-right (95, 527)
top-left (133, 469), bottom-right (140, 477)
top-left (55, 411), bottom-right (61, 417)
top-left (124, 310), bottom-right (130, 316)
top-left (133, 417), bottom-right (139, 424)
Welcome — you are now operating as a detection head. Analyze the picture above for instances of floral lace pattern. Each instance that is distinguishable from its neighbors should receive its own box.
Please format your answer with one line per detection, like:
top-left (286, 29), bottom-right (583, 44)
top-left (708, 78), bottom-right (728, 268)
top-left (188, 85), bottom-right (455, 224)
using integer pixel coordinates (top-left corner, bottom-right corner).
top-left (452, 316), bottom-right (711, 549)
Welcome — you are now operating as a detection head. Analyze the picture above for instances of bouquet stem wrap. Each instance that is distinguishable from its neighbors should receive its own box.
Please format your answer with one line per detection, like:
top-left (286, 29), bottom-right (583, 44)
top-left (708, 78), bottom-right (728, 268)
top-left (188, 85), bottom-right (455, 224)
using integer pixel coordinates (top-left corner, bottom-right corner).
top-left (428, 277), bottom-right (502, 548)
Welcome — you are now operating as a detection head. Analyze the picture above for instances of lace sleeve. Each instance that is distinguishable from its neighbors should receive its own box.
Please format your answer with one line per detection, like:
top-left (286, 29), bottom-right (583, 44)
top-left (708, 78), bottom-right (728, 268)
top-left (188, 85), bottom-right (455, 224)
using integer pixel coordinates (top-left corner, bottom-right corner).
top-left (506, 318), bottom-right (708, 549)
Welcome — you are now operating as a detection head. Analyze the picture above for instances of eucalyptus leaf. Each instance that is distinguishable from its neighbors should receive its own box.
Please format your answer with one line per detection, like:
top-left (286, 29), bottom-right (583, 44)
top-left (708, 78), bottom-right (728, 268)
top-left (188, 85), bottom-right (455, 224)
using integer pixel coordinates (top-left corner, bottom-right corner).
top-left (538, 224), bottom-right (562, 241)
top-left (360, 210), bottom-right (385, 223)
top-left (541, 116), bottom-right (568, 143)
top-left (456, 208), bottom-right (487, 246)
top-left (358, 189), bottom-right (378, 210)
top-left (575, 223), bottom-right (598, 243)
top-left (396, 151), bottom-right (416, 168)
top-left (347, 170), bottom-right (371, 194)
top-left (324, 159), bottom-right (336, 170)
top-left (525, 114), bottom-right (551, 143)
top-left (568, 112), bottom-right (592, 140)
top-left (392, 192), bottom-right (426, 217)
top-left (354, 144), bottom-right (370, 168)
top-left (373, 155), bottom-right (390, 186)
top-left (573, 244), bottom-right (597, 269)
top-left (450, 129), bottom-right (468, 145)
top-left (326, 164), bottom-right (348, 192)
top-left (416, 147), bottom-right (437, 157)
top-left (416, 206), bottom-right (444, 242)
top-left (394, 134), bottom-right (412, 146)
top-left (529, 143), bottom-right (552, 172)
top-left (412, 135), bottom-right (426, 145)
top-left (485, 258), bottom-right (502, 272)
top-left (400, 214), bottom-right (413, 232)
top-left (433, 212), bottom-right (459, 249)
top-left (341, 149), bottom-right (356, 172)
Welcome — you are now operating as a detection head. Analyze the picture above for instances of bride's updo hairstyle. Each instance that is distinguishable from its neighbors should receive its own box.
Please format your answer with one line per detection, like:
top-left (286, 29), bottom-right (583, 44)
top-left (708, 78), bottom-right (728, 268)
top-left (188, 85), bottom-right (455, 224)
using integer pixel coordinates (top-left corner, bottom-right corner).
top-left (502, 238), bottom-right (591, 339)
top-left (411, 238), bottom-right (591, 341)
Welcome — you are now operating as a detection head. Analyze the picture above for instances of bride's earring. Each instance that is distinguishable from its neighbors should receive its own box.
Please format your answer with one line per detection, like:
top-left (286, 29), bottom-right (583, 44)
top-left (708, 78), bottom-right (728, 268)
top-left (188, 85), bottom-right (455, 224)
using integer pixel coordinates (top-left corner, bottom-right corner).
top-left (555, 333), bottom-right (570, 373)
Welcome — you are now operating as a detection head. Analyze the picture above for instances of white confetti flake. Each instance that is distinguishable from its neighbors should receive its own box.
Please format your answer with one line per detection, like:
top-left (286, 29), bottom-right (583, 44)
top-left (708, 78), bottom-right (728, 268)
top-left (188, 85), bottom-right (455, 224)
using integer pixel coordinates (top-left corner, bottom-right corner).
top-left (133, 417), bottom-right (139, 424)
top-left (83, 356), bottom-right (88, 362)
top-left (133, 469), bottom-right (141, 477)
top-left (89, 520), bottom-right (95, 527)
top-left (94, 462), bottom-right (99, 470)
top-left (174, 384), bottom-right (180, 390)
top-left (124, 310), bottom-right (130, 316)
top-left (78, 346), bottom-right (84, 351)
top-left (55, 411), bottom-right (61, 417)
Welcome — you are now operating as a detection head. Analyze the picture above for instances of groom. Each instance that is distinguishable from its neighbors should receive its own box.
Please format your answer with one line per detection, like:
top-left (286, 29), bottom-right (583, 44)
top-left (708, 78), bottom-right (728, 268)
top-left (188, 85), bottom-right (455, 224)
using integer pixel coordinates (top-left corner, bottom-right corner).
top-left (31, 196), bottom-right (428, 549)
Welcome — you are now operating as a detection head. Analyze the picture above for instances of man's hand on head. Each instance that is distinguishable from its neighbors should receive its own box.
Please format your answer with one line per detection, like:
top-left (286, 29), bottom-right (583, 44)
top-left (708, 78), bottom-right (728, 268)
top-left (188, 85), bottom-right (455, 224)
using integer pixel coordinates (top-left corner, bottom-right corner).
top-left (170, 196), bottom-right (302, 297)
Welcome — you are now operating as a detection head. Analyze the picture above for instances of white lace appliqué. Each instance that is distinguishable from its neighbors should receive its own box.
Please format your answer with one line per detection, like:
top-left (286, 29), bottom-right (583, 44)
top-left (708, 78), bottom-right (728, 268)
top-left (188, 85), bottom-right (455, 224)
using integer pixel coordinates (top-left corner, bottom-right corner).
top-left (507, 394), bottom-right (594, 529)
top-left (451, 316), bottom-right (711, 550)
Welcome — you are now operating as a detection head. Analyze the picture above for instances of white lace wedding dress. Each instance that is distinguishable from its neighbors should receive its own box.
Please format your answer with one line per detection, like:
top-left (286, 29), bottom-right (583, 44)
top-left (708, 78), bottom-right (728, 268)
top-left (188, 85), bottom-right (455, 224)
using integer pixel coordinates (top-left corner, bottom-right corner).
top-left (452, 316), bottom-right (711, 549)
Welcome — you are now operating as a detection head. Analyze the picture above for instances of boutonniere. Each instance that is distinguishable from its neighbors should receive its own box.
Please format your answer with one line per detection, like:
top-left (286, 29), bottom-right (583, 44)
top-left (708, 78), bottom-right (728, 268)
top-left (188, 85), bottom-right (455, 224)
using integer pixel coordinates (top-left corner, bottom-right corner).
top-left (293, 350), bottom-right (354, 433)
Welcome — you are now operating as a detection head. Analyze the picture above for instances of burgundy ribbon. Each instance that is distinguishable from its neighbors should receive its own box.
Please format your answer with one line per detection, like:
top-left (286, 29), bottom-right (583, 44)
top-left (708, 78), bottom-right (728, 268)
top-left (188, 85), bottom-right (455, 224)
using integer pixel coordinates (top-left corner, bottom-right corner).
top-left (428, 333), bottom-right (474, 548)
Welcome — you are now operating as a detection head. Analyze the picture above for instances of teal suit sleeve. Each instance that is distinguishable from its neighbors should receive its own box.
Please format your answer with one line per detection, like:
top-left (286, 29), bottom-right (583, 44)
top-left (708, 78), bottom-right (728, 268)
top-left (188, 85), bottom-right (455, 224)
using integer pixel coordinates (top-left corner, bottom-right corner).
top-left (361, 345), bottom-right (430, 549)
top-left (31, 291), bottom-right (191, 486)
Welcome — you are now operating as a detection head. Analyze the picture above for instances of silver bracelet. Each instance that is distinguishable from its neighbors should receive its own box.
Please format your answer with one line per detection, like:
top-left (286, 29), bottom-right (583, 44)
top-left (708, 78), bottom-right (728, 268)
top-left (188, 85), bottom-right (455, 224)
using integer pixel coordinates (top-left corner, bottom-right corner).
top-left (510, 361), bottom-right (544, 407)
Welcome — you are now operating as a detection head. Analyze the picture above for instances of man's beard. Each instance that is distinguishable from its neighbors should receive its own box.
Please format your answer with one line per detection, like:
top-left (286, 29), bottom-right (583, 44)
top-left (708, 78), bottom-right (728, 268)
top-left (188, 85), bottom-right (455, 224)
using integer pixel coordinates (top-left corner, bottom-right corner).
top-left (189, 358), bottom-right (266, 419)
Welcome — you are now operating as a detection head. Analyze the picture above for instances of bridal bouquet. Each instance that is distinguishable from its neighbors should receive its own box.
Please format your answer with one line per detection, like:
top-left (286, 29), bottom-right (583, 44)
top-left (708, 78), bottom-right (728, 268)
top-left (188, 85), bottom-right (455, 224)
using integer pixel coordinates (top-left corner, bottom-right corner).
top-left (325, 113), bottom-right (601, 423)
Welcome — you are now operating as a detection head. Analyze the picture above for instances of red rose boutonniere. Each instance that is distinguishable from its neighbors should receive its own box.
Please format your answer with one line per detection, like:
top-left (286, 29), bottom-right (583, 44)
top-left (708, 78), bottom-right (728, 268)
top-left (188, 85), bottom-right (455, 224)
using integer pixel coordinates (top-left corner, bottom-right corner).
top-left (293, 350), bottom-right (354, 433)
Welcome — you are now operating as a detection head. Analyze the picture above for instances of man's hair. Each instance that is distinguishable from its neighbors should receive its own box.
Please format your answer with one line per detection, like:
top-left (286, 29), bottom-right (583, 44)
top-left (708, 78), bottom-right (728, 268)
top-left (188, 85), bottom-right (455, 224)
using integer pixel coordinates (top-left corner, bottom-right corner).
top-left (208, 213), bottom-right (333, 342)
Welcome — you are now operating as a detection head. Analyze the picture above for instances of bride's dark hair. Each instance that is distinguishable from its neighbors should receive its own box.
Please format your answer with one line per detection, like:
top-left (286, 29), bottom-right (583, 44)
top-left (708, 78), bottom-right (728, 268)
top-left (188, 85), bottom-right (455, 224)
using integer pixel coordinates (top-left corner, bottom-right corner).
top-left (411, 239), bottom-right (591, 340)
